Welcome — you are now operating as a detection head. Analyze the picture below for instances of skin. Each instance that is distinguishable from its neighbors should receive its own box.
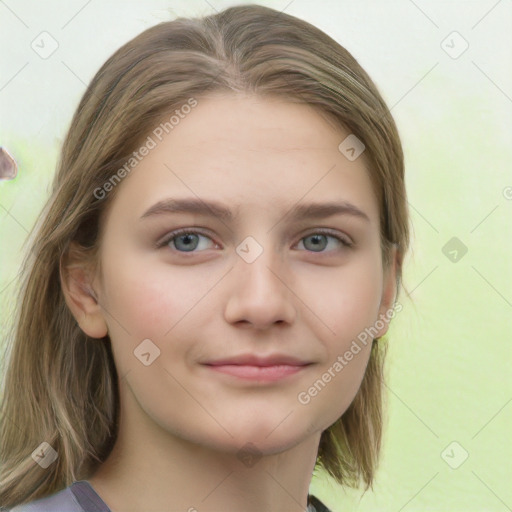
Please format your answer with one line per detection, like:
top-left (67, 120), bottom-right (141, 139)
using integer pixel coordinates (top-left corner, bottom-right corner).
top-left (62, 92), bottom-right (397, 512)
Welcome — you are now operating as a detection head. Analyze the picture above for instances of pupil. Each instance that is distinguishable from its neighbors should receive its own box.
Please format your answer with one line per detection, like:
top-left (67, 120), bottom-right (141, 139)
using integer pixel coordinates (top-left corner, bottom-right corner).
top-left (177, 234), bottom-right (197, 251)
top-left (307, 234), bottom-right (326, 251)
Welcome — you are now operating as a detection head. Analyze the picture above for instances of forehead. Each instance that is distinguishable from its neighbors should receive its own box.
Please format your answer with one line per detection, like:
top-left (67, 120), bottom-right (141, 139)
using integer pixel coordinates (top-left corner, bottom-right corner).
top-left (103, 92), bottom-right (379, 224)
top-left (172, 92), bottom-right (343, 150)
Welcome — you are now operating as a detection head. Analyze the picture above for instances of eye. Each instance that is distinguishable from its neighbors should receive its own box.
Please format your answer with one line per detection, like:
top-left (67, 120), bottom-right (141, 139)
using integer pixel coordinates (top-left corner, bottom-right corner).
top-left (156, 228), bottom-right (218, 253)
top-left (156, 228), bottom-right (353, 254)
top-left (295, 229), bottom-right (353, 253)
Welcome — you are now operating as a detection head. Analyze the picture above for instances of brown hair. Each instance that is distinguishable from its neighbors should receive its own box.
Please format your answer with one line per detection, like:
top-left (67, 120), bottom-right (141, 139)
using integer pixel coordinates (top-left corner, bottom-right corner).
top-left (0, 4), bottom-right (409, 507)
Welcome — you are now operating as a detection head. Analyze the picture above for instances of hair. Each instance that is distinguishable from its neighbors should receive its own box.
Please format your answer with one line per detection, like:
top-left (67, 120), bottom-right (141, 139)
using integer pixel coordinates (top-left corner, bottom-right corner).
top-left (0, 4), bottom-right (409, 508)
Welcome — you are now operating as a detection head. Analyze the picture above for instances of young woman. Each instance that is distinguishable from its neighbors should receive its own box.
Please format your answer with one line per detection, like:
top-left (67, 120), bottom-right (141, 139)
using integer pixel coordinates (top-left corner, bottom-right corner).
top-left (0, 4), bottom-right (409, 511)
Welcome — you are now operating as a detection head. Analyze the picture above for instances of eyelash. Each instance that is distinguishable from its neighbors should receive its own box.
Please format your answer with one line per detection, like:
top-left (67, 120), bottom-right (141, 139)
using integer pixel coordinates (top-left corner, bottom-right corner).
top-left (156, 227), bottom-right (353, 253)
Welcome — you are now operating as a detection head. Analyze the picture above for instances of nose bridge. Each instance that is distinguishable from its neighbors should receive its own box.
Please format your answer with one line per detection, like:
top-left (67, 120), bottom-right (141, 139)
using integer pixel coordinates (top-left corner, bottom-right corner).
top-left (235, 232), bottom-right (287, 295)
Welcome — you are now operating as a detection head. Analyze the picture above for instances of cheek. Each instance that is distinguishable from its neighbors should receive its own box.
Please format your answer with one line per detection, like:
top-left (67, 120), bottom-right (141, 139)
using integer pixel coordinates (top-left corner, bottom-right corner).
top-left (294, 254), bottom-right (382, 427)
top-left (301, 252), bottom-right (383, 342)
top-left (300, 342), bottom-right (373, 433)
top-left (98, 253), bottom-right (215, 386)
top-left (101, 250), bottom-right (213, 339)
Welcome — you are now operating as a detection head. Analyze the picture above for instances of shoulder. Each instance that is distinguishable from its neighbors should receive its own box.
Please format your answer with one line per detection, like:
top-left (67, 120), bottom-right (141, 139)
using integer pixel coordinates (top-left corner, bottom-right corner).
top-left (8, 485), bottom-right (83, 512)
top-left (7, 481), bottom-right (110, 512)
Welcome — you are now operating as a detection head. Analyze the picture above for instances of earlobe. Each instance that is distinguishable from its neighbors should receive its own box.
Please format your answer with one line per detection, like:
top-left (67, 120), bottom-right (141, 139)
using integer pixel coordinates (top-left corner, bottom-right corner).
top-left (60, 244), bottom-right (108, 339)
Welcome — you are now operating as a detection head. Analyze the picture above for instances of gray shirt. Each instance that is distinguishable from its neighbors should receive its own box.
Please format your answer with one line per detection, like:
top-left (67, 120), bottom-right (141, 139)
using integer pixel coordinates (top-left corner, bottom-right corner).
top-left (8, 480), bottom-right (332, 511)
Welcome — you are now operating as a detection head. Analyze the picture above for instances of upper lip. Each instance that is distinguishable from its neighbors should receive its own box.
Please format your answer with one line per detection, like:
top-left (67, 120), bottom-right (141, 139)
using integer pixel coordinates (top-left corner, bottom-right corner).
top-left (203, 354), bottom-right (313, 367)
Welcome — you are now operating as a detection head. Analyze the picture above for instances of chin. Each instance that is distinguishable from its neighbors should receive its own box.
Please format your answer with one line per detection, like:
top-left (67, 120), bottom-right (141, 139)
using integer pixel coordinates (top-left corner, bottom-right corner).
top-left (205, 421), bottom-right (313, 457)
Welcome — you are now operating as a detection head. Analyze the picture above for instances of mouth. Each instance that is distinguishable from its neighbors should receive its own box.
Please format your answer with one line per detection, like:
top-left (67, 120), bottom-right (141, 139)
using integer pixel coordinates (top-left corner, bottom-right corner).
top-left (201, 353), bottom-right (314, 383)
top-left (203, 363), bottom-right (311, 382)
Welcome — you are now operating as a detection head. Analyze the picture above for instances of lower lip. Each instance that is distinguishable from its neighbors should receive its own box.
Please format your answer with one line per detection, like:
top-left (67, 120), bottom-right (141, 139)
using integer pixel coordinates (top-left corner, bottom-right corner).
top-left (204, 364), bottom-right (309, 382)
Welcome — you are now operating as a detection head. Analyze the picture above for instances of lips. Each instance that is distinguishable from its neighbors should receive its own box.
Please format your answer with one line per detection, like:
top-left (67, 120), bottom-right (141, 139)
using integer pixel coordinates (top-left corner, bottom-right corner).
top-left (202, 354), bottom-right (312, 367)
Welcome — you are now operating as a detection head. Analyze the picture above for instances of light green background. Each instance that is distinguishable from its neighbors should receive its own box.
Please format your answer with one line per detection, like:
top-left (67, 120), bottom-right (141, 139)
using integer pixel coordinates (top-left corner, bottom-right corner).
top-left (1, 1), bottom-right (511, 511)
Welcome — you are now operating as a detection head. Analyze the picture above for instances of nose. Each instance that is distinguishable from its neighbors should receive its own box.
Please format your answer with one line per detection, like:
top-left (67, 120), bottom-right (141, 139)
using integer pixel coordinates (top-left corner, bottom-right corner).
top-left (224, 241), bottom-right (296, 330)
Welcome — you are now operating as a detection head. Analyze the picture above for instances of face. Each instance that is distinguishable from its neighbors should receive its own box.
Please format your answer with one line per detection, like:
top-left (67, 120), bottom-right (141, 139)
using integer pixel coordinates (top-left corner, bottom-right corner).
top-left (87, 92), bottom-right (395, 456)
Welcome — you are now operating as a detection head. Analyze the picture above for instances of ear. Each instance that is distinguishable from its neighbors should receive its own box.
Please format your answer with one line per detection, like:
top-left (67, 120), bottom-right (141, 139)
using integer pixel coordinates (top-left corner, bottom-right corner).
top-left (60, 242), bottom-right (108, 339)
top-left (374, 244), bottom-right (400, 339)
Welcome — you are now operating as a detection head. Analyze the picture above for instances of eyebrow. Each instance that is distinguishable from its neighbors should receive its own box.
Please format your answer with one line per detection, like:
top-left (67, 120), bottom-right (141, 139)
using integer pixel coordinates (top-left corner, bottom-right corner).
top-left (139, 197), bottom-right (370, 223)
